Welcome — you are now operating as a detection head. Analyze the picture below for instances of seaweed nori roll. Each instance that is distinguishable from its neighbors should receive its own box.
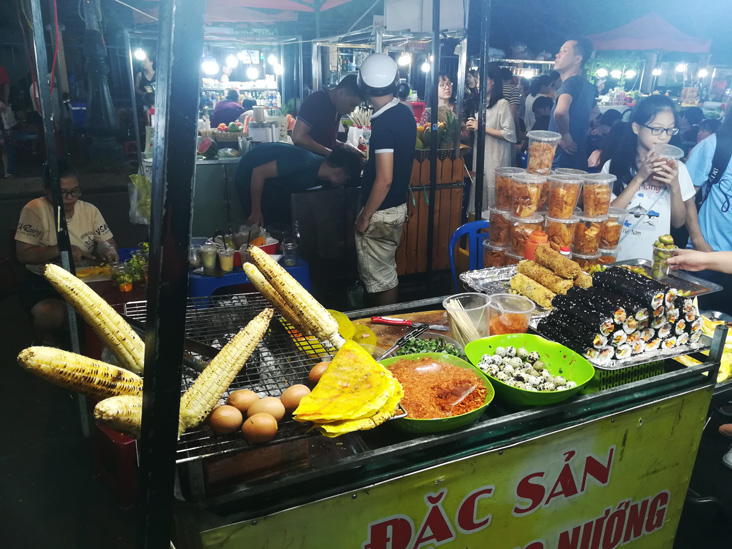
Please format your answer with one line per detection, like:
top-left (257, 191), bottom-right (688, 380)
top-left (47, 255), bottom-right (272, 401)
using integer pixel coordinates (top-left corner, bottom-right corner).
top-left (538, 311), bottom-right (608, 350)
top-left (646, 339), bottom-right (662, 352)
top-left (594, 267), bottom-right (668, 309)
top-left (662, 338), bottom-right (676, 350)
top-left (658, 322), bottom-right (672, 339)
top-left (641, 328), bottom-right (655, 342)
top-left (623, 316), bottom-right (638, 334)
top-left (690, 331), bottom-right (703, 344)
top-left (675, 320), bottom-right (686, 336)
top-left (651, 316), bottom-right (666, 330)
top-left (611, 330), bottom-right (627, 346)
top-left (632, 341), bottom-right (647, 355)
top-left (677, 332), bottom-right (690, 346)
top-left (615, 344), bottom-right (633, 359)
top-left (666, 307), bottom-right (680, 324)
top-left (552, 294), bottom-right (615, 336)
top-left (627, 331), bottom-right (642, 346)
top-left (652, 305), bottom-right (665, 319)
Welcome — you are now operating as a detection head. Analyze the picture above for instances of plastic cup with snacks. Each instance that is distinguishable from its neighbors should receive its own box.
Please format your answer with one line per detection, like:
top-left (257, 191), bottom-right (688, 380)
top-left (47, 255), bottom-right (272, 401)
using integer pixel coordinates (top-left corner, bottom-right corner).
top-left (488, 293), bottom-right (535, 335)
top-left (652, 241), bottom-right (676, 279)
top-left (582, 173), bottom-right (616, 217)
top-left (572, 251), bottom-right (602, 271)
top-left (504, 249), bottom-right (523, 265)
top-left (544, 215), bottom-right (579, 252)
top-left (509, 213), bottom-right (544, 257)
top-left (526, 130), bottom-right (561, 175)
top-left (655, 144), bottom-right (684, 170)
top-left (218, 248), bottom-right (236, 273)
top-left (554, 168), bottom-right (588, 176)
top-left (443, 293), bottom-right (492, 347)
top-left (488, 208), bottom-right (512, 247)
top-left (483, 241), bottom-right (510, 267)
top-left (494, 167), bottom-right (525, 210)
top-left (511, 173), bottom-right (546, 218)
top-left (599, 207), bottom-right (628, 250)
top-left (200, 244), bottom-right (218, 270)
top-left (547, 174), bottom-right (583, 219)
top-left (597, 248), bottom-right (619, 265)
top-left (572, 214), bottom-right (607, 255)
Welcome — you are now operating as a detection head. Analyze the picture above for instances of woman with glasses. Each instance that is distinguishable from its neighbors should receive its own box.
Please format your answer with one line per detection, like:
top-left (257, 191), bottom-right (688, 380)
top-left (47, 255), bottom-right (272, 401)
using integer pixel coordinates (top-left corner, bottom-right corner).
top-left (601, 95), bottom-right (697, 261)
top-left (15, 158), bottom-right (118, 346)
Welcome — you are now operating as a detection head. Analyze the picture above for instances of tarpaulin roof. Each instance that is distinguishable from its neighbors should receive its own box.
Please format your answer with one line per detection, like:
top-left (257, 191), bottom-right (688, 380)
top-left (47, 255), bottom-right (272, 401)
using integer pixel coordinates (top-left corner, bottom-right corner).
top-left (587, 13), bottom-right (711, 54)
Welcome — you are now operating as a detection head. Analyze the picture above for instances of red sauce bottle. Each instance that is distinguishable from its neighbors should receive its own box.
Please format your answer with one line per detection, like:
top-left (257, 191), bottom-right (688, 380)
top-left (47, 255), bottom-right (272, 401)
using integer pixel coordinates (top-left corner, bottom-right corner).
top-left (524, 231), bottom-right (548, 260)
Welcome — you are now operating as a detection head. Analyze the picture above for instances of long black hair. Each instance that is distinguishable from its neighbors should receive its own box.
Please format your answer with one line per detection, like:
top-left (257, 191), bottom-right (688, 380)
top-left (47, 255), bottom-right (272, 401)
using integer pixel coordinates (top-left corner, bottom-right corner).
top-left (486, 62), bottom-right (504, 109)
top-left (607, 95), bottom-right (678, 195)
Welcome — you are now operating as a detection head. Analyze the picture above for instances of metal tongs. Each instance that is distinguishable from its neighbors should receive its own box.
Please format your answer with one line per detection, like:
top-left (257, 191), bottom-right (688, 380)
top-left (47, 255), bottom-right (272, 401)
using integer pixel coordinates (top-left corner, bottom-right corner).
top-left (376, 324), bottom-right (429, 361)
top-left (371, 316), bottom-right (450, 332)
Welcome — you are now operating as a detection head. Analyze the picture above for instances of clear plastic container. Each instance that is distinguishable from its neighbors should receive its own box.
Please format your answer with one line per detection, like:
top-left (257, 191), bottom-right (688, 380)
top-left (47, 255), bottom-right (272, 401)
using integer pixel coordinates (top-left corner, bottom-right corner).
top-left (526, 130), bottom-right (561, 175)
top-left (598, 247), bottom-right (619, 265)
top-left (582, 173), bottom-right (616, 217)
top-left (547, 174), bottom-right (583, 219)
top-left (488, 293), bottom-right (535, 335)
top-left (572, 215), bottom-right (607, 255)
top-left (494, 167), bottom-right (525, 210)
top-left (599, 207), bottom-right (628, 250)
top-left (511, 173), bottom-right (546, 218)
top-left (189, 245), bottom-right (202, 269)
top-left (652, 244), bottom-right (676, 279)
top-left (545, 215), bottom-right (579, 252)
top-left (218, 249), bottom-right (236, 273)
top-left (488, 208), bottom-right (512, 247)
top-left (554, 168), bottom-right (588, 176)
top-left (200, 244), bottom-right (218, 270)
top-left (483, 241), bottom-right (510, 267)
top-left (282, 238), bottom-right (298, 267)
top-left (573, 251), bottom-right (602, 271)
top-left (504, 250), bottom-right (523, 265)
top-left (443, 293), bottom-right (492, 347)
top-left (510, 214), bottom-right (544, 257)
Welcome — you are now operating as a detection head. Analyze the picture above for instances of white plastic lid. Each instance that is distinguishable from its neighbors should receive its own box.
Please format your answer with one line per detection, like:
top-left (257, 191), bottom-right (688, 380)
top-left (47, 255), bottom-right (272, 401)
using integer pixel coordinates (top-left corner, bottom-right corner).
top-left (583, 173), bottom-right (617, 185)
top-left (527, 130), bottom-right (561, 142)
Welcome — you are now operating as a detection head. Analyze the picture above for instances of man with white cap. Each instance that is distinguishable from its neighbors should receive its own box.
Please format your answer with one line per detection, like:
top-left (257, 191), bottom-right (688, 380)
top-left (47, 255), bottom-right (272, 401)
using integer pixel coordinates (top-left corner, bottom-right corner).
top-left (355, 53), bottom-right (416, 305)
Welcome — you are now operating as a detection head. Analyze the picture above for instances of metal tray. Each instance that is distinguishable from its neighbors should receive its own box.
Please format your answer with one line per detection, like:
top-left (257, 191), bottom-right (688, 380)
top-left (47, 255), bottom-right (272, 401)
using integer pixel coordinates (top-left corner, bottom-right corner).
top-left (613, 258), bottom-right (723, 296)
top-left (459, 266), bottom-right (551, 319)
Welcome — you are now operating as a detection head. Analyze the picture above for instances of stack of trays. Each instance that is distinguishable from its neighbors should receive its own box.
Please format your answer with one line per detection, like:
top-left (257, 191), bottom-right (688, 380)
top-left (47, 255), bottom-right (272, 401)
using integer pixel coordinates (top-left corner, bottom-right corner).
top-left (537, 267), bottom-right (702, 366)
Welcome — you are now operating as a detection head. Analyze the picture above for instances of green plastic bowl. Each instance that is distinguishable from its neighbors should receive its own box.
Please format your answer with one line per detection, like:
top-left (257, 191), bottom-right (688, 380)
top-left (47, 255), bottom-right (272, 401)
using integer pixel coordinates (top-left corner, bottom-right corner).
top-left (379, 352), bottom-right (495, 434)
top-left (464, 334), bottom-right (595, 406)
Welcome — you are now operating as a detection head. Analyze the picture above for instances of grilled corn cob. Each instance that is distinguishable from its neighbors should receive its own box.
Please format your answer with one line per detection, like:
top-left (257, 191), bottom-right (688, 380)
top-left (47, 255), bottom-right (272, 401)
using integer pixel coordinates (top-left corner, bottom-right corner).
top-left (243, 262), bottom-right (308, 334)
top-left (18, 346), bottom-right (143, 399)
top-left (44, 264), bottom-right (145, 374)
top-left (94, 395), bottom-right (143, 438)
top-left (248, 246), bottom-right (345, 349)
top-left (179, 308), bottom-right (273, 434)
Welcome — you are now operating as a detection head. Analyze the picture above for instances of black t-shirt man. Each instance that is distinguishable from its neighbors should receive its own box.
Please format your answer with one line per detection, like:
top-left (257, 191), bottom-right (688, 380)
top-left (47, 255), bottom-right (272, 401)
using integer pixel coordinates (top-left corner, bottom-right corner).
top-left (549, 75), bottom-right (596, 170)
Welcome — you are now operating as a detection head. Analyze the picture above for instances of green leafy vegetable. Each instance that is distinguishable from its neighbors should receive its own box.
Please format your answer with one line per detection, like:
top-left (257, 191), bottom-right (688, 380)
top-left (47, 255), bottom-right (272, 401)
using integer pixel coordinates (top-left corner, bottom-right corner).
top-left (396, 337), bottom-right (465, 359)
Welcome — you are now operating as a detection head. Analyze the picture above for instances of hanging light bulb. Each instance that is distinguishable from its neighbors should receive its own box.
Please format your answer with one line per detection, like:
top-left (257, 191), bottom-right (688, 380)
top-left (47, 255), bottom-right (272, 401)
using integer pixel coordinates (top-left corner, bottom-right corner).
top-left (624, 69), bottom-right (637, 79)
top-left (397, 53), bottom-right (411, 67)
top-left (595, 68), bottom-right (608, 78)
top-left (267, 54), bottom-right (279, 66)
top-left (134, 48), bottom-right (147, 61)
top-left (225, 54), bottom-right (238, 69)
top-left (273, 63), bottom-right (284, 76)
top-left (610, 69), bottom-right (622, 79)
top-left (246, 66), bottom-right (260, 80)
top-left (675, 63), bottom-right (687, 72)
top-left (201, 58), bottom-right (219, 76)
top-left (698, 68), bottom-right (709, 78)
top-left (421, 61), bottom-right (431, 73)
top-left (652, 68), bottom-right (662, 77)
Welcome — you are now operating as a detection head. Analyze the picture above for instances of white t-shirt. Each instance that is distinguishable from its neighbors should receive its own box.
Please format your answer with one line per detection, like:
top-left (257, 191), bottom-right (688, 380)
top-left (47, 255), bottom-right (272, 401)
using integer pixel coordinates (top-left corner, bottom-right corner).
top-left (601, 160), bottom-right (696, 262)
top-left (15, 197), bottom-right (113, 275)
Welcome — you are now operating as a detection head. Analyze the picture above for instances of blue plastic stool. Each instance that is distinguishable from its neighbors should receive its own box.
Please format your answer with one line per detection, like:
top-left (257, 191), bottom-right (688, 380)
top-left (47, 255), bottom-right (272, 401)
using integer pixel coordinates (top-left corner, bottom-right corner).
top-left (448, 220), bottom-right (490, 291)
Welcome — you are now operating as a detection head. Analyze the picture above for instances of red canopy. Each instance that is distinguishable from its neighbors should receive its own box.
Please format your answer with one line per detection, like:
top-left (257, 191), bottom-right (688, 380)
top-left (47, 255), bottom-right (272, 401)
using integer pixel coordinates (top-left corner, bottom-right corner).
top-left (587, 13), bottom-right (711, 54)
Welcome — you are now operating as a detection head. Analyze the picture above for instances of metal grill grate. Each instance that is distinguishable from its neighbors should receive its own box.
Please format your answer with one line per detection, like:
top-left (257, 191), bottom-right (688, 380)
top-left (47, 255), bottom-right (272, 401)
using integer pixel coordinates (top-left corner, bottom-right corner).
top-left (124, 293), bottom-right (336, 464)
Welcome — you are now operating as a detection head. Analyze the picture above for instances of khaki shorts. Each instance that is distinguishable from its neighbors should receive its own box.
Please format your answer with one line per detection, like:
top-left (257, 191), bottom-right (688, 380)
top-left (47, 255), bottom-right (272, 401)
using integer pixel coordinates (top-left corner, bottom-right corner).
top-left (355, 204), bottom-right (408, 293)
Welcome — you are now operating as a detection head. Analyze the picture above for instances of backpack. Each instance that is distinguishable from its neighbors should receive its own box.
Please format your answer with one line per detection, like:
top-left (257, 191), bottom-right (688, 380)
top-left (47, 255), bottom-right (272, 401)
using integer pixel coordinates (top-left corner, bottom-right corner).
top-left (696, 133), bottom-right (732, 213)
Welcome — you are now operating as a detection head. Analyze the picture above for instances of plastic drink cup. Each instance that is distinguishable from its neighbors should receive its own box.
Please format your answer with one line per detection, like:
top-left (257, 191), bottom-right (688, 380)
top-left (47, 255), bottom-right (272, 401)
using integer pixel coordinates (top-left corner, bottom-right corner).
top-left (494, 167), bottom-right (525, 210)
top-left (218, 249), bottom-right (235, 273)
top-left (488, 293), bottom-right (535, 335)
top-left (582, 173), bottom-right (616, 217)
top-left (443, 293), bottom-right (492, 347)
top-left (200, 244), bottom-right (218, 270)
top-left (526, 130), bottom-right (561, 175)
top-left (282, 238), bottom-right (298, 267)
top-left (599, 207), bottom-right (628, 250)
top-left (652, 244), bottom-right (676, 279)
top-left (547, 174), bottom-right (583, 219)
top-left (189, 245), bottom-right (202, 269)
top-left (511, 173), bottom-right (546, 218)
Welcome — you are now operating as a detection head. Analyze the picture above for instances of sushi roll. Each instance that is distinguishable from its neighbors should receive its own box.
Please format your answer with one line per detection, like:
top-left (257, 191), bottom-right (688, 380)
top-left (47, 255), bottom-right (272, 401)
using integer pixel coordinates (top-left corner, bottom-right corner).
top-left (677, 332), bottom-right (690, 346)
top-left (646, 339), bottom-right (662, 352)
top-left (666, 307), bottom-right (679, 324)
top-left (584, 287), bottom-right (647, 324)
top-left (611, 330), bottom-right (628, 346)
top-left (594, 267), bottom-right (668, 310)
top-left (596, 347), bottom-right (615, 365)
top-left (538, 312), bottom-right (607, 350)
top-left (689, 318), bottom-right (702, 335)
top-left (652, 305), bottom-right (665, 319)
top-left (675, 320), bottom-right (686, 336)
top-left (632, 340), bottom-right (647, 355)
top-left (664, 287), bottom-right (678, 308)
top-left (690, 331), bottom-right (703, 344)
top-left (684, 309), bottom-right (697, 323)
top-left (657, 322), bottom-right (672, 339)
top-left (651, 316), bottom-right (666, 330)
top-left (637, 317), bottom-right (650, 330)
top-left (623, 316), bottom-right (638, 334)
top-left (662, 338), bottom-right (677, 350)
top-left (627, 331), bottom-right (642, 346)
top-left (615, 344), bottom-right (633, 359)
top-left (641, 328), bottom-right (655, 342)
top-left (552, 294), bottom-right (616, 336)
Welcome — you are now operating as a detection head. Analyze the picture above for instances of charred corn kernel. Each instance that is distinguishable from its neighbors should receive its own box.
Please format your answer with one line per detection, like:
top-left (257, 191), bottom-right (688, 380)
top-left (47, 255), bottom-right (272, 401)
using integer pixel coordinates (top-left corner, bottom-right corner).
top-left (179, 308), bottom-right (273, 434)
top-left (18, 346), bottom-right (143, 399)
top-left (248, 246), bottom-right (345, 349)
top-left (243, 262), bottom-right (308, 334)
top-left (44, 264), bottom-right (145, 374)
top-left (94, 395), bottom-right (143, 438)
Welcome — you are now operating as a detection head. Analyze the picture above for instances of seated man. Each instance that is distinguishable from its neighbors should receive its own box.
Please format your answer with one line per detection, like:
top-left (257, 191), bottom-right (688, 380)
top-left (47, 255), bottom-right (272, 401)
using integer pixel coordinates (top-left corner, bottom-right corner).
top-left (210, 89), bottom-right (245, 128)
top-left (235, 142), bottom-right (362, 227)
top-left (16, 159), bottom-right (118, 345)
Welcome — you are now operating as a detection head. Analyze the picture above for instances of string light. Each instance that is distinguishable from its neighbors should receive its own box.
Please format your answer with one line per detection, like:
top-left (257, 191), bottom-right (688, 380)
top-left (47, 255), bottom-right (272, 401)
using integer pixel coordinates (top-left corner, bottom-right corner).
top-left (246, 66), bottom-right (260, 80)
top-left (398, 53), bottom-right (411, 67)
top-left (675, 63), bottom-right (687, 72)
top-left (595, 68), bottom-right (608, 78)
top-left (225, 54), bottom-right (238, 69)
top-left (624, 70), bottom-right (637, 79)
top-left (421, 61), bottom-right (431, 73)
top-left (134, 48), bottom-right (147, 61)
top-left (201, 58), bottom-right (219, 75)
top-left (652, 68), bottom-right (662, 76)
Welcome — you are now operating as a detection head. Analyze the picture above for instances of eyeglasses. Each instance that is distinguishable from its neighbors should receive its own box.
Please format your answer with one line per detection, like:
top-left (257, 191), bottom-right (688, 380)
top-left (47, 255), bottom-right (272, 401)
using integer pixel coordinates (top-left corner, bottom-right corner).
top-left (438, 81), bottom-right (453, 89)
top-left (61, 188), bottom-right (82, 198)
top-left (640, 124), bottom-right (679, 136)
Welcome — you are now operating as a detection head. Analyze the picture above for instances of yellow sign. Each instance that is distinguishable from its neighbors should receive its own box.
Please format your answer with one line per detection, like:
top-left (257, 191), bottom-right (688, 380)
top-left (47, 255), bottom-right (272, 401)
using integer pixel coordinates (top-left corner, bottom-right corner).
top-left (201, 388), bottom-right (710, 549)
